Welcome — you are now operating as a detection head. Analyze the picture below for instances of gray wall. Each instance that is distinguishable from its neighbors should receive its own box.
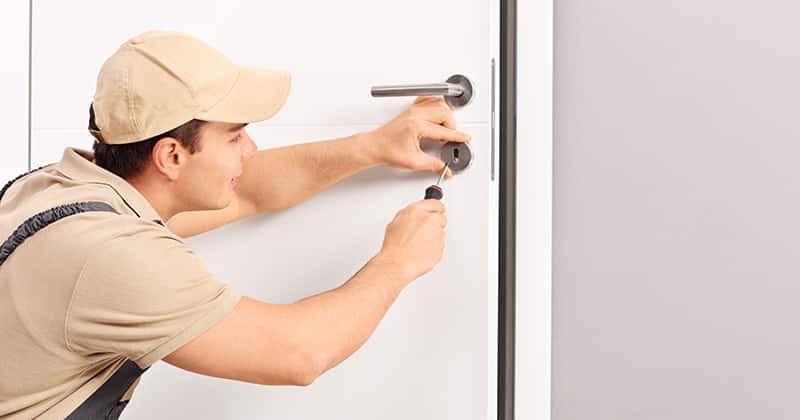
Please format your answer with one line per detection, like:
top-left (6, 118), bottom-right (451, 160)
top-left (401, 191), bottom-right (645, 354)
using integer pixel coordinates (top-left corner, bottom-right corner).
top-left (553, 1), bottom-right (800, 419)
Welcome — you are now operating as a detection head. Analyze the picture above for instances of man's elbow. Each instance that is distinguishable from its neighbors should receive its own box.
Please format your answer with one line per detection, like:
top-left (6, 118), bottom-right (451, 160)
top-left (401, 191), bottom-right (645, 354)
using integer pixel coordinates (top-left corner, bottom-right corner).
top-left (250, 358), bottom-right (319, 387)
top-left (292, 369), bottom-right (318, 387)
top-left (291, 352), bottom-right (327, 387)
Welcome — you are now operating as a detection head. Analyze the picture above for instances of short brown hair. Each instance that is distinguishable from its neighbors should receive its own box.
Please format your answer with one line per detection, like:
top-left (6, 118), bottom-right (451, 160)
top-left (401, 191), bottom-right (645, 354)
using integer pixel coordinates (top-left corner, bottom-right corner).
top-left (89, 104), bottom-right (206, 180)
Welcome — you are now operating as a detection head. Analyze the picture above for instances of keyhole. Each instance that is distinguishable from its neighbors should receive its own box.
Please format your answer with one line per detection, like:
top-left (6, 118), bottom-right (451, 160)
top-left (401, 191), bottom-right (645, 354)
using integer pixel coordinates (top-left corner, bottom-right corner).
top-left (440, 141), bottom-right (472, 172)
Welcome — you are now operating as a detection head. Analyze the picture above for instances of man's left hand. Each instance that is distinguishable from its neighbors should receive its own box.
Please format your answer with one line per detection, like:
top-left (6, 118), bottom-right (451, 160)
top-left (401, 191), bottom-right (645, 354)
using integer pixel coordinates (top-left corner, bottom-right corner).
top-left (364, 96), bottom-right (472, 179)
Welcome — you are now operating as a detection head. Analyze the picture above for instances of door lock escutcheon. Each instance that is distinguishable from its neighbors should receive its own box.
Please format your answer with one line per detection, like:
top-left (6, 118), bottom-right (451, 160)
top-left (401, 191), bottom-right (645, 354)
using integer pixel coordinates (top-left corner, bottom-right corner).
top-left (371, 74), bottom-right (474, 108)
top-left (441, 141), bottom-right (473, 172)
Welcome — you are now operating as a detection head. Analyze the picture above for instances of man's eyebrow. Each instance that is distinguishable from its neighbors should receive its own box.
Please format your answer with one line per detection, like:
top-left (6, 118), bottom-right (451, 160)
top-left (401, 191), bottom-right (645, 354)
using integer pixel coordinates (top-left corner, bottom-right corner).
top-left (228, 123), bottom-right (249, 132)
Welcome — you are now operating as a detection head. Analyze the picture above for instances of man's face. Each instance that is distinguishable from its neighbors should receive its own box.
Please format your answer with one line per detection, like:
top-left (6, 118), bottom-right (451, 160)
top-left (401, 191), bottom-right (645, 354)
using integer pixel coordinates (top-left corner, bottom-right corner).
top-left (177, 121), bottom-right (257, 211)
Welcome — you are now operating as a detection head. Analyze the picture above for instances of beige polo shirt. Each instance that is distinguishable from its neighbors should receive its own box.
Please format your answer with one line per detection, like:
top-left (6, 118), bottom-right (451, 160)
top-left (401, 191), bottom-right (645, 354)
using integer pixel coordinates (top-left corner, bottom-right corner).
top-left (0, 148), bottom-right (242, 419)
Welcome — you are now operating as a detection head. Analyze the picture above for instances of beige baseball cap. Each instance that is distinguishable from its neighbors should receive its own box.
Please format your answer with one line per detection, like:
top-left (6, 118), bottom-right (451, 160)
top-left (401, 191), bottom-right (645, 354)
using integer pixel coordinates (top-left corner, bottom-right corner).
top-left (90, 30), bottom-right (291, 145)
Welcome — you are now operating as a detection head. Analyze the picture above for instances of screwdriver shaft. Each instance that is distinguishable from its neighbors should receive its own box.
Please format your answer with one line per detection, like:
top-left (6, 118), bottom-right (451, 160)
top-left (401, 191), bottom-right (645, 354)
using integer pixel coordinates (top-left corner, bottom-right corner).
top-left (436, 163), bottom-right (449, 186)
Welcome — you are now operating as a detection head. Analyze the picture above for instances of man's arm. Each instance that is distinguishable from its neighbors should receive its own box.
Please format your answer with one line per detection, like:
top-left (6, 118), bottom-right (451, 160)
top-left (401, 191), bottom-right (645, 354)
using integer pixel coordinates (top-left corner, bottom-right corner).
top-left (162, 254), bottom-right (410, 386)
top-left (166, 133), bottom-right (377, 238)
top-left (167, 97), bottom-right (470, 238)
top-left (163, 178), bottom-right (447, 386)
top-left (237, 133), bottom-right (381, 214)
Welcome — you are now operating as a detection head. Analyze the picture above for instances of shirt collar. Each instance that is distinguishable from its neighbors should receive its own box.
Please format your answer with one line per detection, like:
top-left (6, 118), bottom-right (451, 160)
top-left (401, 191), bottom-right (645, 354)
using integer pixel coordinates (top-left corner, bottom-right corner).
top-left (56, 147), bottom-right (165, 225)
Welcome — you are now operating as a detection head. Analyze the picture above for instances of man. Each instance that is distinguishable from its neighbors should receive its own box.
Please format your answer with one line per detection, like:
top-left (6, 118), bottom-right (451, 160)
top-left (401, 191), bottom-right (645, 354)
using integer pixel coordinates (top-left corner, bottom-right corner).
top-left (0, 31), bottom-right (471, 419)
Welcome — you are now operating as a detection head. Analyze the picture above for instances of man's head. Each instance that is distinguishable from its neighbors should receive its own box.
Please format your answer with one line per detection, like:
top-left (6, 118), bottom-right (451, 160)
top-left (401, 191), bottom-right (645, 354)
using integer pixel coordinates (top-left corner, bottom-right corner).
top-left (90, 106), bottom-right (257, 211)
top-left (88, 30), bottom-right (290, 214)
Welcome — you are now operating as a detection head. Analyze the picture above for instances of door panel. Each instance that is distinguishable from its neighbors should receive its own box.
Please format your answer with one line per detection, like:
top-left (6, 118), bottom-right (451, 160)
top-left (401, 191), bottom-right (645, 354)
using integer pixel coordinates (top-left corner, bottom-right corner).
top-left (31, 0), bottom-right (490, 134)
top-left (32, 1), bottom-right (497, 419)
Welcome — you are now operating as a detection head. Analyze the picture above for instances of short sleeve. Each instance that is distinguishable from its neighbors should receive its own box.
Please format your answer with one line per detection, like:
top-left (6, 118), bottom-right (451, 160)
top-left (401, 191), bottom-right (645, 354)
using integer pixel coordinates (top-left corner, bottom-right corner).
top-left (65, 221), bottom-right (241, 368)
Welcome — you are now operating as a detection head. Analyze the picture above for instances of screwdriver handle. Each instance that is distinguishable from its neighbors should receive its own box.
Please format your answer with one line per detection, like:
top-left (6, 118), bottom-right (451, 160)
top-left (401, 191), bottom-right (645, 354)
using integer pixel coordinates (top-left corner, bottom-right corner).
top-left (425, 185), bottom-right (443, 200)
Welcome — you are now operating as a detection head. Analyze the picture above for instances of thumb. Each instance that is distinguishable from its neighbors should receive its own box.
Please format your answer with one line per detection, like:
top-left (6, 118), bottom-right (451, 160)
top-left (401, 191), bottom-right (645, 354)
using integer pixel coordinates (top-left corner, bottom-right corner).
top-left (423, 154), bottom-right (452, 177)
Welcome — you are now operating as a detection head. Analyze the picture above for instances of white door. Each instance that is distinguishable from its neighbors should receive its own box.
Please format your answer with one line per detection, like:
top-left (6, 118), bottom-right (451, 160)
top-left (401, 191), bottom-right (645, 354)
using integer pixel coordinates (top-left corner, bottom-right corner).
top-left (31, 1), bottom-right (500, 419)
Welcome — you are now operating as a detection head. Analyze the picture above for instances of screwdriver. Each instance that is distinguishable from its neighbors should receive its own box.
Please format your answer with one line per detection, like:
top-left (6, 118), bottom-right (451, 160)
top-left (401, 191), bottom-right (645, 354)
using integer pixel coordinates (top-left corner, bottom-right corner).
top-left (424, 163), bottom-right (449, 200)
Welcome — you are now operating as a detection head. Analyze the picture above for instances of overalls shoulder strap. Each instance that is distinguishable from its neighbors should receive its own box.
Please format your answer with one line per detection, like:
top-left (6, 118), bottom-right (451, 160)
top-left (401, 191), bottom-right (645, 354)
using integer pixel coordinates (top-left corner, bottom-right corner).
top-left (0, 164), bottom-right (51, 203)
top-left (0, 169), bottom-right (148, 420)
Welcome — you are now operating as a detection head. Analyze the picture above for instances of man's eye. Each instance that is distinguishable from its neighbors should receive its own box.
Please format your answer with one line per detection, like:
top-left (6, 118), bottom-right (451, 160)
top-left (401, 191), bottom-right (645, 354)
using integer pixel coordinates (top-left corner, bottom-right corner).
top-left (231, 133), bottom-right (242, 143)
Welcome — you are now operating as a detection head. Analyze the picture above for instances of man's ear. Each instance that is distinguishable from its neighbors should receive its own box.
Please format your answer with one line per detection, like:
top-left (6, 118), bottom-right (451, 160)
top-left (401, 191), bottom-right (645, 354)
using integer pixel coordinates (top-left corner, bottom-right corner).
top-left (151, 137), bottom-right (187, 181)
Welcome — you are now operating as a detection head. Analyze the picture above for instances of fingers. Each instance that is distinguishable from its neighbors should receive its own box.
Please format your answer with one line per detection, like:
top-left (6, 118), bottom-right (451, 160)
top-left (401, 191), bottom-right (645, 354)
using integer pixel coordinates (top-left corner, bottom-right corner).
top-left (410, 96), bottom-right (471, 142)
top-left (424, 205), bottom-right (447, 228)
top-left (414, 97), bottom-right (456, 130)
top-left (406, 96), bottom-right (466, 179)
top-left (413, 95), bottom-right (439, 104)
top-left (418, 120), bottom-right (471, 143)
top-left (414, 198), bottom-right (446, 214)
top-left (417, 153), bottom-right (447, 174)
top-left (417, 153), bottom-right (453, 178)
top-left (443, 164), bottom-right (453, 178)
top-left (435, 159), bottom-right (453, 178)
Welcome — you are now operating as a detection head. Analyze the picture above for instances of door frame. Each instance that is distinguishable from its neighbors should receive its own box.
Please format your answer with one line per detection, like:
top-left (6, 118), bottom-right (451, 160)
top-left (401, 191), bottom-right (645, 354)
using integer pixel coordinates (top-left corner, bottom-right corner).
top-left (500, 0), bottom-right (554, 419)
top-left (498, 0), bottom-right (517, 417)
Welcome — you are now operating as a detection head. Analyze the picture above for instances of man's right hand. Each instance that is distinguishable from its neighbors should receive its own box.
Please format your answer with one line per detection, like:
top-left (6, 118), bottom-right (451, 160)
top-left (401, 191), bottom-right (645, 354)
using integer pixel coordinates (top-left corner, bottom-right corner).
top-left (373, 199), bottom-right (448, 283)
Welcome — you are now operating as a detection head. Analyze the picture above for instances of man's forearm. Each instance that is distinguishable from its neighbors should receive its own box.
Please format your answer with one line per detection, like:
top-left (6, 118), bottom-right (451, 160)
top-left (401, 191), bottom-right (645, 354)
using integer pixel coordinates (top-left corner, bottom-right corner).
top-left (289, 255), bottom-right (412, 379)
top-left (237, 132), bottom-right (380, 213)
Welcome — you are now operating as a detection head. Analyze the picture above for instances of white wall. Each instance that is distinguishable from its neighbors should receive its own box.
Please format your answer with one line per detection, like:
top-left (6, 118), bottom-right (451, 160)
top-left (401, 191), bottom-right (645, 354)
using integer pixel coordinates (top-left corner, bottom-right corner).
top-left (0, 1), bottom-right (29, 182)
top-left (552, 1), bottom-right (800, 419)
top-left (517, 0), bottom-right (553, 418)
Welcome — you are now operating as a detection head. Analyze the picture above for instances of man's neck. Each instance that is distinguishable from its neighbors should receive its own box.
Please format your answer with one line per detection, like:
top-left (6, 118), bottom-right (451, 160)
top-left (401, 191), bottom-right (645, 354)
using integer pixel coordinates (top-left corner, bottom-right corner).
top-left (87, 155), bottom-right (179, 222)
top-left (126, 174), bottom-right (179, 222)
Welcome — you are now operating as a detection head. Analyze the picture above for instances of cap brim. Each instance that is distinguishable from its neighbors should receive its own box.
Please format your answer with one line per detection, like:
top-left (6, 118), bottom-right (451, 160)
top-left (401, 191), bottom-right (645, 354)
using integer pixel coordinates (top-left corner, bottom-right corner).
top-left (197, 67), bottom-right (291, 123)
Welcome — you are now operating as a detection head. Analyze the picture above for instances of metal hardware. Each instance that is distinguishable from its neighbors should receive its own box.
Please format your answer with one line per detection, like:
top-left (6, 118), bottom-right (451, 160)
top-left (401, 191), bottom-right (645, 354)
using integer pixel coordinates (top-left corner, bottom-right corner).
top-left (491, 58), bottom-right (496, 181)
top-left (441, 142), bottom-right (473, 171)
top-left (371, 74), bottom-right (474, 108)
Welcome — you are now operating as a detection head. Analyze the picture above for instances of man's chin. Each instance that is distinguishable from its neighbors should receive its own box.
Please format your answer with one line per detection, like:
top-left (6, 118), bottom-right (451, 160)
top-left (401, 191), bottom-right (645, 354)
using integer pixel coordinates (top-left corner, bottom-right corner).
top-left (192, 194), bottom-right (234, 212)
top-left (218, 193), bottom-right (236, 209)
top-left (212, 197), bottom-right (234, 210)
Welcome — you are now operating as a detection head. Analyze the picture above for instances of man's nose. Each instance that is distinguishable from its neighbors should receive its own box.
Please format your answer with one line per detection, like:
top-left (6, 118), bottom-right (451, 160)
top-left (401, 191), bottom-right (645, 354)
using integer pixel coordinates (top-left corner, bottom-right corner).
top-left (242, 133), bottom-right (257, 160)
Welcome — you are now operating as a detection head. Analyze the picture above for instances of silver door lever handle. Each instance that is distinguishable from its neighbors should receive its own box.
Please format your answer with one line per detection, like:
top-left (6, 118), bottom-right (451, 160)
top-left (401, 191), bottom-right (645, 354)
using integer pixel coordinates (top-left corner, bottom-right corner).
top-left (371, 74), bottom-right (473, 108)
